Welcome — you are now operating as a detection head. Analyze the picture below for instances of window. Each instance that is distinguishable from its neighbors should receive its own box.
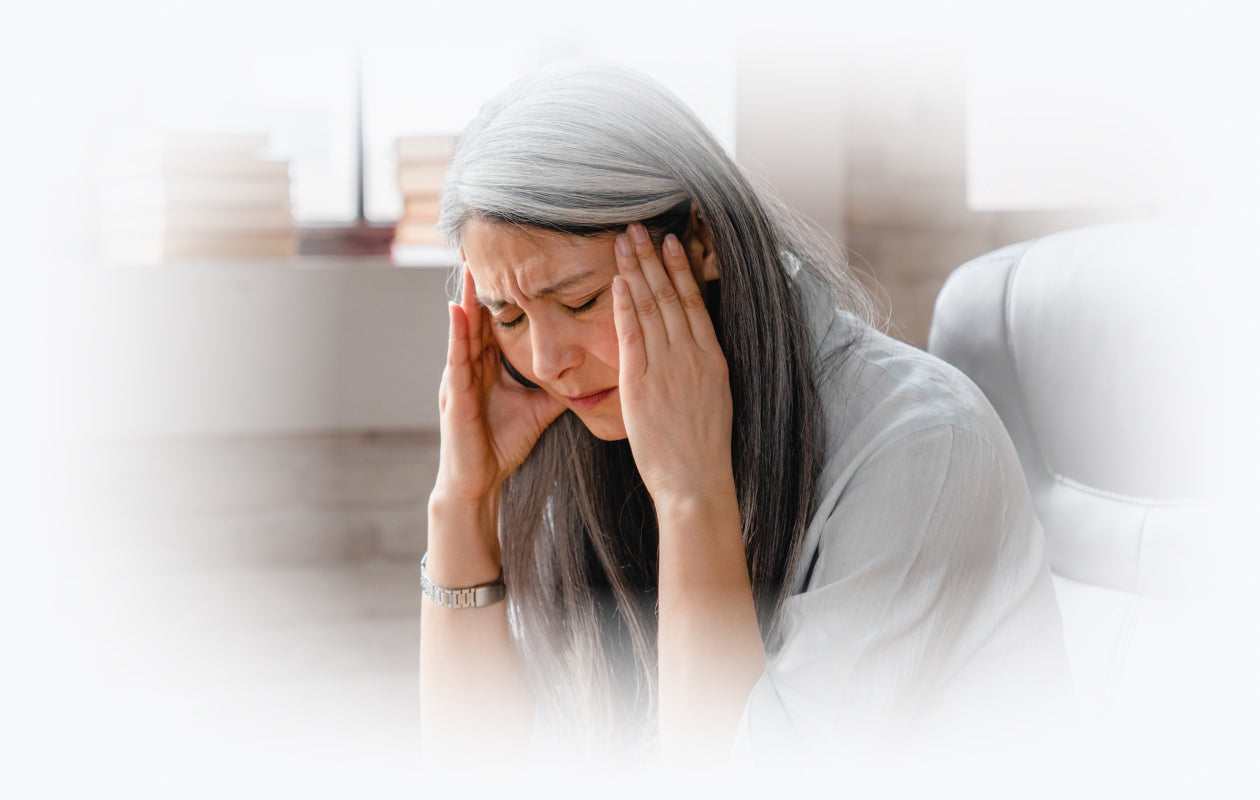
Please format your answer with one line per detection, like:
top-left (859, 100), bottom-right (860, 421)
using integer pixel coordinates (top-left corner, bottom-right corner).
top-left (93, 21), bottom-right (737, 258)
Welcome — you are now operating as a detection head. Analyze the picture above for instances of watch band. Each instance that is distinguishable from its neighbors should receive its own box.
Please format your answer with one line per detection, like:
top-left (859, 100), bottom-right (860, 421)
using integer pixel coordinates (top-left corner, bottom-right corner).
top-left (420, 553), bottom-right (506, 609)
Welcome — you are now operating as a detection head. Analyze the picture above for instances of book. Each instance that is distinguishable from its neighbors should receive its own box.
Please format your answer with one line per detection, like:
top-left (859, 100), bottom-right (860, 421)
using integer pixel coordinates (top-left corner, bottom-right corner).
top-left (99, 206), bottom-right (297, 234)
top-left (98, 130), bottom-right (297, 265)
top-left (391, 135), bottom-right (457, 264)
top-left (397, 162), bottom-right (448, 197)
top-left (102, 156), bottom-right (291, 181)
top-left (393, 217), bottom-right (442, 244)
top-left (404, 196), bottom-right (443, 219)
top-left (100, 176), bottom-right (292, 213)
top-left (102, 231), bottom-right (299, 265)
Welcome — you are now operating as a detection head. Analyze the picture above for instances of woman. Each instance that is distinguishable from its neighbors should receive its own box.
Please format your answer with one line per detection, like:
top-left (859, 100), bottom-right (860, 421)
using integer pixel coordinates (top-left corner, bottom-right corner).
top-left (419, 60), bottom-right (1067, 764)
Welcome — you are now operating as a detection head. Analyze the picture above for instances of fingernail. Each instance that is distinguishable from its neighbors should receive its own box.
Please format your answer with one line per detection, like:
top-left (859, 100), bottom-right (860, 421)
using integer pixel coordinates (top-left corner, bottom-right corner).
top-left (613, 276), bottom-right (628, 295)
top-left (663, 234), bottom-right (682, 256)
top-left (615, 235), bottom-right (632, 256)
top-left (629, 223), bottom-right (648, 243)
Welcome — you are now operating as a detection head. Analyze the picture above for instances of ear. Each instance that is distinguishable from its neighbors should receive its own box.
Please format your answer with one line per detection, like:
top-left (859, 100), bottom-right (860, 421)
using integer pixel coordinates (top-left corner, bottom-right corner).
top-left (684, 205), bottom-right (720, 282)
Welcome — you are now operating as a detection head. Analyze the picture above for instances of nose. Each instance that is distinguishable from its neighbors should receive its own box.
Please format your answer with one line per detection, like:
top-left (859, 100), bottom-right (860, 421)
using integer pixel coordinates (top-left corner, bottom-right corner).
top-left (529, 316), bottom-right (583, 383)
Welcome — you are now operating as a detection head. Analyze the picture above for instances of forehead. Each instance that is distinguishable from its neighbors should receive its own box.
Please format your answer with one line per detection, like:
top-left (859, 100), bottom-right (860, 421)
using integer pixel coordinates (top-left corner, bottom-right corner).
top-left (461, 219), bottom-right (616, 303)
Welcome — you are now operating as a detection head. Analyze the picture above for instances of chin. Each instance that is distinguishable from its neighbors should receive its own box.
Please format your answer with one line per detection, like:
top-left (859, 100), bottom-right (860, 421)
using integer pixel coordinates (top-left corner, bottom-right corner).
top-left (577, 415), bottom-right (629, 442)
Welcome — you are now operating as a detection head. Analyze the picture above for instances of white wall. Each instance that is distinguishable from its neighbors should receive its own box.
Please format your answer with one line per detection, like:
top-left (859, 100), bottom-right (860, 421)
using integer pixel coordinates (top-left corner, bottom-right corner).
top-left (78, 259), bottom-right (452, 437)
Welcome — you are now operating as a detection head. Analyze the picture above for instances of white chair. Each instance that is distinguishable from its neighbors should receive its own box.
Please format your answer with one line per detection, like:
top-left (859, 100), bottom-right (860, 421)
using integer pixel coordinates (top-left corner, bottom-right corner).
top-left (926, 221), bottom-right (1230, 722)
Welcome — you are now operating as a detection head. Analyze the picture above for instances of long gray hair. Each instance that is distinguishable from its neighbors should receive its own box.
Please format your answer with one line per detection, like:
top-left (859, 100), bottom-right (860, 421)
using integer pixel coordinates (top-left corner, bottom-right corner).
top-left (438, 59), bottom-right (874, 753)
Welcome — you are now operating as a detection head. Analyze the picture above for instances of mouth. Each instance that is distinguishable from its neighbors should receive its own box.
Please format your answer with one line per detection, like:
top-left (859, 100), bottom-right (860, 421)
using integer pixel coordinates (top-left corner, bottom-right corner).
top-left (565, 387), bottom-right (616, 411)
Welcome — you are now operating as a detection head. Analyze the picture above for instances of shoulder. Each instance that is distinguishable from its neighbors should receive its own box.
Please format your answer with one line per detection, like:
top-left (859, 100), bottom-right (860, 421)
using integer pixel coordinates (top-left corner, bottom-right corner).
top-left (815, 310), bottom-right (1013, 468)
top-left (794, 266), bottom-right (1008, 454)
top-left (789, 283), bottom-right (1039, 593)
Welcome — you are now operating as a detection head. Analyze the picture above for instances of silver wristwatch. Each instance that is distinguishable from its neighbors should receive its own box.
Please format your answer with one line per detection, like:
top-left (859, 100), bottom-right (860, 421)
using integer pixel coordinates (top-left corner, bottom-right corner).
top-left (420, 553), bottom-right (507, 609)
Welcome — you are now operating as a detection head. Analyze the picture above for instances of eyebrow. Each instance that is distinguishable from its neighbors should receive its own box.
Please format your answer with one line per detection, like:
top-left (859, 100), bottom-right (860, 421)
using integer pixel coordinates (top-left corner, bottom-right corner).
top-left (476, 270), bottom-right (598, 312)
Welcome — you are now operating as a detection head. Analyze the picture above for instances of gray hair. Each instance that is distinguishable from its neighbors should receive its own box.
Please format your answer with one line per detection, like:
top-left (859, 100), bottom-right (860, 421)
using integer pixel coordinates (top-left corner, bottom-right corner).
top-left (438, 59), bottom-right (875, 753)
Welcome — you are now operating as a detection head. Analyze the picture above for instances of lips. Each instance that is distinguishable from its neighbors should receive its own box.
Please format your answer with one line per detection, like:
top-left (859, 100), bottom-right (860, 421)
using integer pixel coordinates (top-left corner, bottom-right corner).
top-left (566, 387), bottom-right (616, 411)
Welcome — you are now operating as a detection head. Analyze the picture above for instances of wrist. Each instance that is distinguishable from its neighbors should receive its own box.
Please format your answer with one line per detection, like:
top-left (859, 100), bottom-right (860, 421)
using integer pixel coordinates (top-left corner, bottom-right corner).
top-left (429, 468), bottom-right (505, 509)
top-left (426, 489), bottom-right (503, 587)
top-left (655, 486), bottom-right (746, 587)
top-left (421, 552), bottom-right (506, 608)
top-left (652, 482), bottom-right (738, 523)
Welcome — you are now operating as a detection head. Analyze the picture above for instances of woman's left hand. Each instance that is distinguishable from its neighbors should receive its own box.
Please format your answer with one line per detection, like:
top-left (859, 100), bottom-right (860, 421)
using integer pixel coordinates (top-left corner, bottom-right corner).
top-left (612, 222), bottom-right (735, 508)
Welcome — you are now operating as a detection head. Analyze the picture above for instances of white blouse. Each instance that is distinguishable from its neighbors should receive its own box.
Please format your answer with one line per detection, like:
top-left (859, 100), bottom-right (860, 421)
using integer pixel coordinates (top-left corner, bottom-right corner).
top-left (733, 274), bottom-right (1071, 758)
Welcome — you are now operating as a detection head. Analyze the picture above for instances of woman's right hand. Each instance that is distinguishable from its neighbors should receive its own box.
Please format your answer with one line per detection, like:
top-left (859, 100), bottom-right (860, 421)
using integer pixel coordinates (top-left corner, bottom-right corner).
top-left (423, 267), bottom-right (545, 748)
top-left (433, 266), bottom-right (566, 508)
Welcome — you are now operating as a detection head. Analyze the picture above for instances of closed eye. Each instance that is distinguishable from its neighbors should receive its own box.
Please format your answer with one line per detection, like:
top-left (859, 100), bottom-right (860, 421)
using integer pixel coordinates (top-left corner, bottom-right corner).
top-left (566, 292), bottom-right (603, 314)
top-left (494, 290), bottom-right (603, 331)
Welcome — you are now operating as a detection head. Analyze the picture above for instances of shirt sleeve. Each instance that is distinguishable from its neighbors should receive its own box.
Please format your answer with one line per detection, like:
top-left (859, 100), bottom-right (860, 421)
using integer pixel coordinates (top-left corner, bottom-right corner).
top-left (732, 421), bottom-right (1068, 758)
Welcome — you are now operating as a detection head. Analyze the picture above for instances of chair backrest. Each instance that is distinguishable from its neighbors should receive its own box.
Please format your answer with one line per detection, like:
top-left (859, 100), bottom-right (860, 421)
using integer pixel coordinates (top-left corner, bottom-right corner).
top-left (927, 221), bottom-right (1220, 597)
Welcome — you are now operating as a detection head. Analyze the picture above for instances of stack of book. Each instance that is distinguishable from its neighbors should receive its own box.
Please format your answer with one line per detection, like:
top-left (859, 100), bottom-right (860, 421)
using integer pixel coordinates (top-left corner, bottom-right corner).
top-left (390, 135), bottom-right (458, 267)
top-left (98, 133), bottom-right (297, 265)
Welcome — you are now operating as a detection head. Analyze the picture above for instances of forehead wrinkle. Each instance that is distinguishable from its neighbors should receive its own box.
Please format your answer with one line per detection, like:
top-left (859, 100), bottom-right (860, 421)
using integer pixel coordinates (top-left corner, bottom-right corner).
top-left (476, 268), bottom-right (599, 310)
top-left (532, 270), bottom-right (597, 299)
top-left (471, 260), bottom-right (529, 311)
top-left (462, 219), bottom-right (615, 310)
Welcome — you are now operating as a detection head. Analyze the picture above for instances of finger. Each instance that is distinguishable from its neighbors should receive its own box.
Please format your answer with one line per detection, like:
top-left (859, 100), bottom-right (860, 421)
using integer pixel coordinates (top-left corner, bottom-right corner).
top-left (480, 294), bottom-right (497, 380)
top-left (663, 233), bottom-right (721, 351)
top-left (460, 266), bottom-right (483, 362)
top-left (463, 266), bottom-right (493, 386)
top-left (611, 275), bottom-right (646, 380)
top-left (615, 229), bottom-right (667, 361)
top-left (445, 302), bottom-right (473, 394)
top-left (628, 222), bottom-right (691, 345)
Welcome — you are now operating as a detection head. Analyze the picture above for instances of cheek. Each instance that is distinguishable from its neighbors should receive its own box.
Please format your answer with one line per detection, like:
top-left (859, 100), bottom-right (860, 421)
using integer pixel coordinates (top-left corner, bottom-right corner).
top-left (493, 312), bottom-right (620, 383)
top-left (491, 331), bottom-right (532, 378)
top-left (593, 313), bottom-right (621, 370)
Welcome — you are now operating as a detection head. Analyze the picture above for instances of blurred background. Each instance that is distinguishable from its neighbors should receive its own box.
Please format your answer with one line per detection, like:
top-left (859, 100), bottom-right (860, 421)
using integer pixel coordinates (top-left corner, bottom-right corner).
top-left (5, 0), bottom-right (1257, 794)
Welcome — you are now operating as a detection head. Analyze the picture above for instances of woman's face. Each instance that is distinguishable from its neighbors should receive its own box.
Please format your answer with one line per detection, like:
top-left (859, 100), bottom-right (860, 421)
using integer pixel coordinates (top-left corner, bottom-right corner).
top-left (461, 218), bottom-right (628, 441)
